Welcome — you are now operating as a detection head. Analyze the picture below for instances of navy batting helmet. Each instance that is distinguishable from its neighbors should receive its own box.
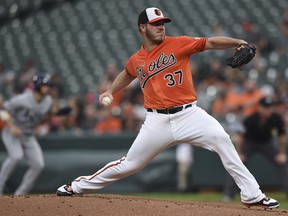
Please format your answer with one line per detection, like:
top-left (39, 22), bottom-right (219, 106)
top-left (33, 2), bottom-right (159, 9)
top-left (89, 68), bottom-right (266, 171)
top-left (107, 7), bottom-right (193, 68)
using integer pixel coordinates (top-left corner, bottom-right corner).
top-left (32, 73), bottom-right (51, 90)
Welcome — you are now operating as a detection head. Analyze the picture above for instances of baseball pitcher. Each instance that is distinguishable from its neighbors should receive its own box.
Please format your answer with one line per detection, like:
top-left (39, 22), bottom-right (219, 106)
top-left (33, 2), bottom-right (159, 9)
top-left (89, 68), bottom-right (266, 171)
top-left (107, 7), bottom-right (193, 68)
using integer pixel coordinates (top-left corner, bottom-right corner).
top-left (57, 7), bottom-right (279, 209)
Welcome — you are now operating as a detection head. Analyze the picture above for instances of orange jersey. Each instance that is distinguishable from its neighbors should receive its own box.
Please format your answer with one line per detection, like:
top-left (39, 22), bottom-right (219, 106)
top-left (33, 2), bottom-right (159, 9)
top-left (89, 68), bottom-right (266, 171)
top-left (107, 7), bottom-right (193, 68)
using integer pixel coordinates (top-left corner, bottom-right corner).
top-left (125, 36), bottom-right (207, 109)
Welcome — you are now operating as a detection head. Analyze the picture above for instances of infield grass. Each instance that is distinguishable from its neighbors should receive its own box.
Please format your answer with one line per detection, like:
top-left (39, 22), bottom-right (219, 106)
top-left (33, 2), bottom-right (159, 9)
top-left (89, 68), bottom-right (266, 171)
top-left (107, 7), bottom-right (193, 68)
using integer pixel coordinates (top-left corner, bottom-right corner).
top-left (125, 192), bottom-right (288, 209)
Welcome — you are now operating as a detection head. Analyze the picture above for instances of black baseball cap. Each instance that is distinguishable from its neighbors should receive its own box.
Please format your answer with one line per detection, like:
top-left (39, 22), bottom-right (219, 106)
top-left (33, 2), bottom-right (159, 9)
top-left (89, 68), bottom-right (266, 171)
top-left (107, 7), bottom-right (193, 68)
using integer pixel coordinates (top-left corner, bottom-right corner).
top-left (138, 7), bottom-right (172, 27)
top-left (259, 97), bottom-right (274, 107)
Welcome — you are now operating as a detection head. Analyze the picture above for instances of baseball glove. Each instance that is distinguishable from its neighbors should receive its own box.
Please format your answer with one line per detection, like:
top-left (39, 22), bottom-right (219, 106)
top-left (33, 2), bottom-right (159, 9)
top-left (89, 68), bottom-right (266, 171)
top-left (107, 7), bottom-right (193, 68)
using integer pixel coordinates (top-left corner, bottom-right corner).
top-left (226, 43), bottom-right (256, 69)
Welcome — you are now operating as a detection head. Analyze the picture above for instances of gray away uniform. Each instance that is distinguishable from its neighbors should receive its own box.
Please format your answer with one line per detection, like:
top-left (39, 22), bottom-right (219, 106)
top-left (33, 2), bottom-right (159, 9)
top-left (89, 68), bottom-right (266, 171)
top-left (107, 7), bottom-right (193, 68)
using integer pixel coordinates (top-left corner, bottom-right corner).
top-left (0, 91), bottom-right (52, 195)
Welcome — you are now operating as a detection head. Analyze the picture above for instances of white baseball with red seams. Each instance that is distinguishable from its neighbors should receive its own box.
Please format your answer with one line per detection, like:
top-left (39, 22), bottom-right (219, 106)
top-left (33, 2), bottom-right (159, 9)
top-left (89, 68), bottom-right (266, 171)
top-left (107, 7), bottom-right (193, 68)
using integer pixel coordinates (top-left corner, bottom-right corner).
top-left (101, 96), bottom-right (112, 107)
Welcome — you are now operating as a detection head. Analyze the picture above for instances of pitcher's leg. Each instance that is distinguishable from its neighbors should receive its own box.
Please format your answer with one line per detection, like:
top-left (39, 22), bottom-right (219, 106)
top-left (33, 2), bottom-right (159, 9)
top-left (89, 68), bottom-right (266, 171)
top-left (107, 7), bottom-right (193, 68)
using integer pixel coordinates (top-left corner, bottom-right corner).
top-left (72, 155), bottom-right (145, 193)
top-left (72, 113), bottom-right (174, 194)
top-left (223, 141), bottom-right (254, 201)
top-left (209, 134), bottom-right (265, 203)
top-left (213, 130), bottom-right (265, 203)
top-left (180, 107), bottom-right (265, 203)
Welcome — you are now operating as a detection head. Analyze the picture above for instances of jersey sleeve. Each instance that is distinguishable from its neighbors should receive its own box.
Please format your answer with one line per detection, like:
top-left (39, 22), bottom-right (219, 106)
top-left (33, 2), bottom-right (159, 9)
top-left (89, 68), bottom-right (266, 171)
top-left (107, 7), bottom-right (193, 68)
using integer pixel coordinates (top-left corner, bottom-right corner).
top-left (3, 95), bottom-right (22, 112)
top-left (177, 36), bottom-right (207, 56)
top-left (125, 57), bottom-right (137, 78)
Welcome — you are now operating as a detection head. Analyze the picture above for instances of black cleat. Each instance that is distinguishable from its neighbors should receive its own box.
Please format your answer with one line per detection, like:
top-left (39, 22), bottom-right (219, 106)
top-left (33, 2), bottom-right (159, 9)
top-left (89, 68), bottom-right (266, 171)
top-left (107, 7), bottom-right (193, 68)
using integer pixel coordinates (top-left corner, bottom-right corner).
top-left (56, 183), bottom-right (74, 196)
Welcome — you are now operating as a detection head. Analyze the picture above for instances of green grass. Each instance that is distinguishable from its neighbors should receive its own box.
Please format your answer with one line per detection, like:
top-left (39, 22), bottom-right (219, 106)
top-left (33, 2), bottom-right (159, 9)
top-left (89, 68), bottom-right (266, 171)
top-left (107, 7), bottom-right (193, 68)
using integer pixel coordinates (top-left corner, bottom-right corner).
top-left (123, 192), bottom-right (288, 209)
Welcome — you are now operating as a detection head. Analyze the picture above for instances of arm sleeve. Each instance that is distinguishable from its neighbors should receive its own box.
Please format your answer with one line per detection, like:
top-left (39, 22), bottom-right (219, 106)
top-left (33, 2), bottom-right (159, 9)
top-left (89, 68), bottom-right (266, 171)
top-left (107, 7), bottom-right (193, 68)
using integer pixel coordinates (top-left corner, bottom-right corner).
top-left (125, 57), bottom-right (138, 78)
top-left (178, 36), bottom-right (207, 56)
top-left (3, 96), bottom-right (21, 112)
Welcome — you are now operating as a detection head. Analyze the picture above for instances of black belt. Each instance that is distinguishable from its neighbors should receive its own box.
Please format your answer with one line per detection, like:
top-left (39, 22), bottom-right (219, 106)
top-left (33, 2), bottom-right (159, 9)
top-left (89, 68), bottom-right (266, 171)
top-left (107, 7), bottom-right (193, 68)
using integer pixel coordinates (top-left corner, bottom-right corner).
top-left (147, 104), bottom-right (193, 114)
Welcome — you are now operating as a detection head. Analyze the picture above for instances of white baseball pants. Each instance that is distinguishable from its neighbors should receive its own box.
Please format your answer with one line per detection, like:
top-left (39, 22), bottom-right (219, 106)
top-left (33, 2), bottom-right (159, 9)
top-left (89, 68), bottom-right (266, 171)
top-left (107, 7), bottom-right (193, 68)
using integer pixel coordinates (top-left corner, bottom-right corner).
top-left (72, 103), bottom-right (265, 203)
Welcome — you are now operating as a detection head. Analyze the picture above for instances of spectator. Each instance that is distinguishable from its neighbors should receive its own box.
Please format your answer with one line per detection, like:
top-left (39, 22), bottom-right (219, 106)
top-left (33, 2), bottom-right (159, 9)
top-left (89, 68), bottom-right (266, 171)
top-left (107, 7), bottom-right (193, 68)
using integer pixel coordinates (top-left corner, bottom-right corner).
top-left (212, 82), bottom-right (241, 118)
top-left (241, 20), bottom-right (260, 44)
top-left (238, 79), bottom-right (264, 117)
top-left (50, 73), bottom-right (64, 99)
top-left (209, 22), bottom-right (230, 38)
top-left (95, 107), bottom-right (122, 134)
top-left (123, 86), bottom-right (146, 133)
top-left (78, 103), bottom-right (98, 132)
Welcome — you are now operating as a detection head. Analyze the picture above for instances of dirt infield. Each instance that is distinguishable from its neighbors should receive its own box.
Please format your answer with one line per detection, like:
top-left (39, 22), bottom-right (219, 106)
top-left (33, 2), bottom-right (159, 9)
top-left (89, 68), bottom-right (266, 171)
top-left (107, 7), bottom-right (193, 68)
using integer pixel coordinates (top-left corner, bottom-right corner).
top-left (0, 194), bottom-right (287, 216)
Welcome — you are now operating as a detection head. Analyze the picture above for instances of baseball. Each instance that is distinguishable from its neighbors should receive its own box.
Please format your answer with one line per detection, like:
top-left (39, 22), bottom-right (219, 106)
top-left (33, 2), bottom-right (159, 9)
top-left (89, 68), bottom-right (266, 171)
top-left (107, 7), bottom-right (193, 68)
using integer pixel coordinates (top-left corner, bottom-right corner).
top-left (101, 96), bottom-right (112, 107)
top-left (0, 110), bottom-right (10, 122)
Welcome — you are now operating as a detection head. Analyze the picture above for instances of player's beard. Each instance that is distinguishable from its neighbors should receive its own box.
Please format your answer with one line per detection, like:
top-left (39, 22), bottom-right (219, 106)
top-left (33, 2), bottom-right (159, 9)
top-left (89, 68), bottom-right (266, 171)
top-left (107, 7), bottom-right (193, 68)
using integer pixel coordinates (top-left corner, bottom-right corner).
top-left (146, 28), bottom-right (165, 45)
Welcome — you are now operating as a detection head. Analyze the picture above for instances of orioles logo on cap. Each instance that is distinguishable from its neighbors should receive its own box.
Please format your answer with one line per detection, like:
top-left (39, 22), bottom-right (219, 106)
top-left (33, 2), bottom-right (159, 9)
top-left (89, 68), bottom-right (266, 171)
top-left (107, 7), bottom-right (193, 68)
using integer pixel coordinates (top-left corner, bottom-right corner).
top-left (154, 9), bottom-right (162, 16)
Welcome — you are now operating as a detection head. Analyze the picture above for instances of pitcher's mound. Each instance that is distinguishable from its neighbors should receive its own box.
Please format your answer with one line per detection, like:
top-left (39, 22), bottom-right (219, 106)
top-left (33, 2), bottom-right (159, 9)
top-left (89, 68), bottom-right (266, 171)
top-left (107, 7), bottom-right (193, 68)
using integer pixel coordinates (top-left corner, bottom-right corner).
top-left (0, 194), bottom-right (287, 216)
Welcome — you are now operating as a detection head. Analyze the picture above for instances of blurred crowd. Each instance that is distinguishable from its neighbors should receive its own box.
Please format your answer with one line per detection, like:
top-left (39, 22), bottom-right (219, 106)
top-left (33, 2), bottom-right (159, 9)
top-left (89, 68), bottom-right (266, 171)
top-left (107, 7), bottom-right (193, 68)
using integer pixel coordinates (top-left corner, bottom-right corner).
top-left (0, 60), bottom-right (147, 135)
top-left (0, 11), bottom-right (288, 137)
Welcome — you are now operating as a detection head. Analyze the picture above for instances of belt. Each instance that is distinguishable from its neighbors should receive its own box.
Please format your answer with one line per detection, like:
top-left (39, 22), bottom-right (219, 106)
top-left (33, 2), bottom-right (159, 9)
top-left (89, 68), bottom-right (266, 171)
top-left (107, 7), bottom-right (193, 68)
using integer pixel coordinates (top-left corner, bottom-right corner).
top-left (147, 103), bottom-right (193, 114)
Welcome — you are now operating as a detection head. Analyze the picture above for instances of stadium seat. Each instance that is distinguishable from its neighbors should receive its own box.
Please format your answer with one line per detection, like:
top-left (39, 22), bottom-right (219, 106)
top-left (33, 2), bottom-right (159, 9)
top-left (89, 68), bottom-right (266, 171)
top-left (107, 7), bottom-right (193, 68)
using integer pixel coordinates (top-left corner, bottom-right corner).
top-left (0, 0), bottom-right (286, 96)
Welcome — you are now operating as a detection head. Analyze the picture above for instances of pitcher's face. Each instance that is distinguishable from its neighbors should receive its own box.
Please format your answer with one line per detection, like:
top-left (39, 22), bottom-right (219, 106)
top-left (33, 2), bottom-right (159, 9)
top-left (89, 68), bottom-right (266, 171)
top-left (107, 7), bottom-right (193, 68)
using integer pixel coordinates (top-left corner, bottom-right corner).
top-left (145, 21), bottom-right (166, 44)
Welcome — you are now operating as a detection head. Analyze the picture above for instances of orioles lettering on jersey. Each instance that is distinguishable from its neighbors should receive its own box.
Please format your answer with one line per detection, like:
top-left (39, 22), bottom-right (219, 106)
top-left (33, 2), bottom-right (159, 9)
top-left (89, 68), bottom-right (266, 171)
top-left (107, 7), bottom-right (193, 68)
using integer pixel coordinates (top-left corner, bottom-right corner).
top-left (136, 52), bottom-right (177, 88)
